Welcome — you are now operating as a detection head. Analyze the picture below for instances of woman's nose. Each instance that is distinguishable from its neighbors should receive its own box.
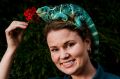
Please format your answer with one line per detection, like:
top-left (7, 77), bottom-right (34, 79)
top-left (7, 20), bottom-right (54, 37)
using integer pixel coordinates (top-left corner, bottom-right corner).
top-left (60, 51), bottom-right (70, 59)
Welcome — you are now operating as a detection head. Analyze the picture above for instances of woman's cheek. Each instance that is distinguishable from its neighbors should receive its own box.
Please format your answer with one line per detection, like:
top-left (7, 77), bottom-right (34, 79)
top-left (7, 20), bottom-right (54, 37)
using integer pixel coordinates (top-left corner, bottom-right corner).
top-left (51, 53), bottom-right (59, 63)
top-left (69, 45), bottom-right (84, 57)
top-left (69, 48), bottom-right (81, 57)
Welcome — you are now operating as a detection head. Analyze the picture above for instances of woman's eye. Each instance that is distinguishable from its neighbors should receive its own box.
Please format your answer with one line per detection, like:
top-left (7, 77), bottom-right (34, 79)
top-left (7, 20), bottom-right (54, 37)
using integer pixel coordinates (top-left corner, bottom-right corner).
top-left (51, 49), bottom-right (59, 52)
top-left (67, 43), bottom-right (75, 47)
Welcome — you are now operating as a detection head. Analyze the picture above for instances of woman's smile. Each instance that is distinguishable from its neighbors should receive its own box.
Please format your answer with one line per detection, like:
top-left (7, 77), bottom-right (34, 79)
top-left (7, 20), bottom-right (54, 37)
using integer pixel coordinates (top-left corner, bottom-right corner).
top-left (60, 59), bottom-right (76, 68)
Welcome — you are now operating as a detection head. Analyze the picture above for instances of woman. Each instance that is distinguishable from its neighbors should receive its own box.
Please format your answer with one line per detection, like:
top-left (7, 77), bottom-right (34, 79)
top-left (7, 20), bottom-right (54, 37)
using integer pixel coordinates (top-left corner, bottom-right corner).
top-left (0, 3), bottom-right (120, 79)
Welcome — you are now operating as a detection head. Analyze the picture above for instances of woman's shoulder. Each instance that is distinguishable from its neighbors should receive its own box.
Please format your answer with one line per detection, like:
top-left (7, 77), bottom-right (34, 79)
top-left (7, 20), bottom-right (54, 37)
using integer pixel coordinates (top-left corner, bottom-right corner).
top-left (104, 72), bottom-right (120, 79)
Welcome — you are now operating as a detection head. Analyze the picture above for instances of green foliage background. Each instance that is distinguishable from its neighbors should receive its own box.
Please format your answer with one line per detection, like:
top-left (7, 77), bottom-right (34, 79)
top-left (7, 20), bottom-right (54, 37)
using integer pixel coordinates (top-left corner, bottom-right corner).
top-left (0, 0), bottom-right (120, 79)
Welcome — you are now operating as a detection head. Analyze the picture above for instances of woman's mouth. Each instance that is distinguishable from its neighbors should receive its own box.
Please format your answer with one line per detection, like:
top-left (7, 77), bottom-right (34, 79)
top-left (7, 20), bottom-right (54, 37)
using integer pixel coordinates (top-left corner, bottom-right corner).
top-left (61, 59), bottom-right (76, 68)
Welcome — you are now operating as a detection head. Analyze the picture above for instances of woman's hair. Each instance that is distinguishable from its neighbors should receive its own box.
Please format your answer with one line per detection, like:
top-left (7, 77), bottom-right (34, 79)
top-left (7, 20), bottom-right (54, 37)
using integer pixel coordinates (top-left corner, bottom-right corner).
top-left (44, 20), bottom-right (95, 53)
top-left (36, 3), bottom-right (99, 53)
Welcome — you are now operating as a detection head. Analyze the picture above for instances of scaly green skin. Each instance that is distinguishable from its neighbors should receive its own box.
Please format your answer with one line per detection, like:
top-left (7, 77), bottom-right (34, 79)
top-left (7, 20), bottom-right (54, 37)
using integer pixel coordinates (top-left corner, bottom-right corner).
top-left (36, 4), bottom-right (99, 53)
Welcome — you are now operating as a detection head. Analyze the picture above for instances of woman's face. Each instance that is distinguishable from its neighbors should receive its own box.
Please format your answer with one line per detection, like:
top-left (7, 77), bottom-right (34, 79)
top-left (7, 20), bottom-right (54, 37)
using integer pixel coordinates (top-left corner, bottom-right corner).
top-left (47, 29), bottom-right (91, 75)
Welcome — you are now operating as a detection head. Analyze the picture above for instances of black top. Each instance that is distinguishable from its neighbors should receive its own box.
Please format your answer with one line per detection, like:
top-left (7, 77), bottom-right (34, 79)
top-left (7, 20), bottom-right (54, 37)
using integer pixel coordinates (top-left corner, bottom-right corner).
top-left (48, 63), bottom-right (120, 79)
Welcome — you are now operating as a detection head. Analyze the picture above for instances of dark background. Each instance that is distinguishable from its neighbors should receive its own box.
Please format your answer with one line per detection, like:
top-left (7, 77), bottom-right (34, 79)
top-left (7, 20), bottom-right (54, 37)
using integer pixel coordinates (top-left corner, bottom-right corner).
top-left (0, 0), bottom-right (120, 79)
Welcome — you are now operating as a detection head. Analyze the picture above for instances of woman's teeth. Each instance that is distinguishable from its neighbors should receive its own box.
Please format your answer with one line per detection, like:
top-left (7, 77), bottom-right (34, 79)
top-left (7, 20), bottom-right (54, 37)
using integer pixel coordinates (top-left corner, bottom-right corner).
top-left (62, 60), bottom-right (75, 68)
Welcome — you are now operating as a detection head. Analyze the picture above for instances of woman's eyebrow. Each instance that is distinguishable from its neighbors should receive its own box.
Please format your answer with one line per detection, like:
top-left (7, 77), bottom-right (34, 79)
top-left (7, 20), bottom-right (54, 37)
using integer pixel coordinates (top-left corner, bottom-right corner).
top-left (49, 46), bottom-right (57, 49)
top-left (64, 40), bottom-right (74, 45)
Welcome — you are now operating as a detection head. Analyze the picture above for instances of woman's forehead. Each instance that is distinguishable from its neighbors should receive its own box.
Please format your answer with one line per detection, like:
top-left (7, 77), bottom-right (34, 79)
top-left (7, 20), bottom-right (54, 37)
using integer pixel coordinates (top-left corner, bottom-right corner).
top-left (47, 29), bottom-right (81, 46)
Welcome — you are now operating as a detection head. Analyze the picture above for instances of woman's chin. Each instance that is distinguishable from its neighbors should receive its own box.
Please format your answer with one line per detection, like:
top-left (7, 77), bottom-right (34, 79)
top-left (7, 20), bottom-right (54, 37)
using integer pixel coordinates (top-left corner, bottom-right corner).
top-left (62, 70), bottom-right (76, 75)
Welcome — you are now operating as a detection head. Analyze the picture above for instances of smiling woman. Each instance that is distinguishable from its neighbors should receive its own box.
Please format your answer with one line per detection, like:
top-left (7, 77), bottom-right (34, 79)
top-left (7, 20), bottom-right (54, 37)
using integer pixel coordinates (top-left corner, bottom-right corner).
top-left (46, 26), bottom-right (93, 76)
top-left (44, 20), bottom-right (93, 76)
top-left (44, 20), bottom-right (120, 79)
top-left (0, 3), bottom-right (120, 79)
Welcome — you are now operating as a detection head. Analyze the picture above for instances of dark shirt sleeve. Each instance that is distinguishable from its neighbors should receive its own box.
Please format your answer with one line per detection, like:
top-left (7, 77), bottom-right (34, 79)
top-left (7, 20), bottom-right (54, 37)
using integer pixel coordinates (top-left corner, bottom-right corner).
top-left (103, 72), bottom-right (120, 79)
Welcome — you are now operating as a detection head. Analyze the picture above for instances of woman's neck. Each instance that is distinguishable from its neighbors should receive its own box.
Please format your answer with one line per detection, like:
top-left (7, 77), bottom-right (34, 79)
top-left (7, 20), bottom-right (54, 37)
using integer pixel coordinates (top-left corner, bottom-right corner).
top-left (71, 60), bottom-right (96, 79)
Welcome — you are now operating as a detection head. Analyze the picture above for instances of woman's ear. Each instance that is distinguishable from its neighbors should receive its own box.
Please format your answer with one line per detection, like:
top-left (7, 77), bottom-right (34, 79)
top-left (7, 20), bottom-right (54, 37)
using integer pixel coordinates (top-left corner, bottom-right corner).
top-left (84, 38), bottom-right (91, 53)
top-left (85, 38), bottom-right (91, 45)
